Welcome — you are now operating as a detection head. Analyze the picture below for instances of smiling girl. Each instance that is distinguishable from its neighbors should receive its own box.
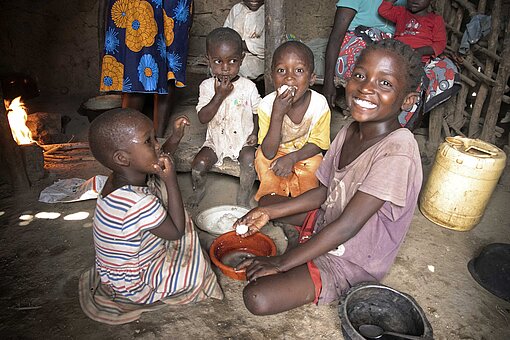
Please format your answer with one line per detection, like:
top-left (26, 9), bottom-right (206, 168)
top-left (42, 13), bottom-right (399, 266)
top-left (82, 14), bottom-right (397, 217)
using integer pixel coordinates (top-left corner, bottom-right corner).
top-left (235, 39), bottom-right (424, 315)
top-left (254, 41), bottom-right (331, 202)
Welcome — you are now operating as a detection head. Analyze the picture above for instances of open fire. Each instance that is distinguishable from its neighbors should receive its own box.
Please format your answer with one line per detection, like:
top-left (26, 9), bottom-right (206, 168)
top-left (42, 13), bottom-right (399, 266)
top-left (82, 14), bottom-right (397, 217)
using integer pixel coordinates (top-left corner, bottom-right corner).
top-left (6, 96), bottom-right (34, 145)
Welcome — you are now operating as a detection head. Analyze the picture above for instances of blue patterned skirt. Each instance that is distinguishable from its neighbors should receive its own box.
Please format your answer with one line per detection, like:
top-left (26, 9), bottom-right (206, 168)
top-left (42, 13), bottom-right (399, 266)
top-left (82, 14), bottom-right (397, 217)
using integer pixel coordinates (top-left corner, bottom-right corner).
top-left (100, 0), bottom-right (193, 94)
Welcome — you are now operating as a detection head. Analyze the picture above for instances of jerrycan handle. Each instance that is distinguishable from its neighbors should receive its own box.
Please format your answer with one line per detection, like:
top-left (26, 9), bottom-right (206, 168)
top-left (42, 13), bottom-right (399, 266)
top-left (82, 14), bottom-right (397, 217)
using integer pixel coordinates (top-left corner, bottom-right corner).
top-left (464, 145), bottom-right (497, 157)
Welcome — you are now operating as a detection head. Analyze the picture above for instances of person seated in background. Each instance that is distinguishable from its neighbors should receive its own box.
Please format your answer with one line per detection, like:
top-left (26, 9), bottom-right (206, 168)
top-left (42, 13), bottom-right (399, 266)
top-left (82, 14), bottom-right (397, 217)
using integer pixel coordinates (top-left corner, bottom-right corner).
top-left (378, 0), bottom-right (446, 64)
top-left (224, 0), bottom-right (265, 86)
top-left (378, 0), bottom-right (460, 127)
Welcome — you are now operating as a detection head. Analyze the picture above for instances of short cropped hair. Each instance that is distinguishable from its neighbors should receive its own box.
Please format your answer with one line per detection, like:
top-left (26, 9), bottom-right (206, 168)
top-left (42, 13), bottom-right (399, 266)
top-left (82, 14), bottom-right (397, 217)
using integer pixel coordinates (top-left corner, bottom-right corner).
top-left (358, 39), bottom-right (425, 92)
top-left (88, 108), bottom-right (149, 168)
top-left (271, 41), bottom-right (315, 72)
top-left (206, 27), bottom-right (243, 56)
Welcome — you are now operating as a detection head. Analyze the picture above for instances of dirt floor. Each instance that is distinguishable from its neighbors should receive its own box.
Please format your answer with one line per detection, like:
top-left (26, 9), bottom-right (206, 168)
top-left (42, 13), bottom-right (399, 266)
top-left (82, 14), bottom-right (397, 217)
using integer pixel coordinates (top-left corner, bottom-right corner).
top-left (1, 78), bottom-right (510, 339)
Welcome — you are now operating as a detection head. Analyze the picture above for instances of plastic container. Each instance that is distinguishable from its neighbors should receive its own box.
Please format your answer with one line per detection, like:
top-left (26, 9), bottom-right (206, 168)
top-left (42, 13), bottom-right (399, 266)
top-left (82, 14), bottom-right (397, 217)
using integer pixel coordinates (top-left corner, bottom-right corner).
top-left (419, 136), bottom-right (506, 231)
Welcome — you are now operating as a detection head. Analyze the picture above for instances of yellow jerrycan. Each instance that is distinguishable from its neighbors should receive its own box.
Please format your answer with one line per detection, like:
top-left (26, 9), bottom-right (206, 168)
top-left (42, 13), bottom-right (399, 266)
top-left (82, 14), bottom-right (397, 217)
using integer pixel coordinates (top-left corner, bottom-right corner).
top-left (419, 136), bottom-right (506, 231)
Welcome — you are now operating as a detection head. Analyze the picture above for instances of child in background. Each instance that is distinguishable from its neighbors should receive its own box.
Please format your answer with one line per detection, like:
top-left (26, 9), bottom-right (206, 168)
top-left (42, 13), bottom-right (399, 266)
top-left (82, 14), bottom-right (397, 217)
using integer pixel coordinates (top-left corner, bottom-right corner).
top-left (88, 108), bottom-right (222, 306)
top-left (189, 28), bottom-right (261, 207)
top-left (235, 40), bottom-right (424, 315)
top-left (254, 41), bottom-right (330, 202)
top-left (378, 0), bottom-right (446, 64)
top-left (224, 0), bottom-right (265, 81)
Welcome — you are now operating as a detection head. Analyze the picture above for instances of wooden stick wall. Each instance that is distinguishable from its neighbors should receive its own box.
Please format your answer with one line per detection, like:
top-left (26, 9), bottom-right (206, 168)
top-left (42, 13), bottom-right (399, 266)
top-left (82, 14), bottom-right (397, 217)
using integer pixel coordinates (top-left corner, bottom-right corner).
top-left (429, 0), bottom-right (509, 147)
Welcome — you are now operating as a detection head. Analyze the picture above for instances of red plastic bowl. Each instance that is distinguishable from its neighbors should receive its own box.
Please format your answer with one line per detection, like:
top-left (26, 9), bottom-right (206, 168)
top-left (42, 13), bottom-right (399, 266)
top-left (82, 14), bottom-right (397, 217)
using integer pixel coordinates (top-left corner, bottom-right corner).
top-left (209, 231), bottom-right (277, 281)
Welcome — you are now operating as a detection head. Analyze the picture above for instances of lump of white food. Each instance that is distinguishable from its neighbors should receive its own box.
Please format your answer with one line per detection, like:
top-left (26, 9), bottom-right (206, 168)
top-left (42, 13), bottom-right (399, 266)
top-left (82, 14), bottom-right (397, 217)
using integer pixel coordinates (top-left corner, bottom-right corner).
top-left (236, 224), bottom-right (249, 235)
top-left (278, 84), bottom-right (296, 96)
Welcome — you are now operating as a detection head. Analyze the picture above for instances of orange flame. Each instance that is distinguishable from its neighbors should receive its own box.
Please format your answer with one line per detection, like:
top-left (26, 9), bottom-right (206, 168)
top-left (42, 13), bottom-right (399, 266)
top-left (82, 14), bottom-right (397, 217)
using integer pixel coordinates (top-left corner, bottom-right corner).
top-left (6, 96), bottom-right (34, 145)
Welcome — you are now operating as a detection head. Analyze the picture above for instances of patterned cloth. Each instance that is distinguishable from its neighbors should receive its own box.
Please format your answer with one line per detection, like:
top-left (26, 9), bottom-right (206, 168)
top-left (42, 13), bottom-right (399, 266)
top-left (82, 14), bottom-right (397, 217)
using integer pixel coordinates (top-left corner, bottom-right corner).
top-left (255, 90), bottom-right (331, 200)
top-left (196, 77), bottom-right (261, 166)
top-left (100, 0), bottom-right (193, 93)
top-left (335, 28), bottom-right (392, 82)
top-left (400, 56), bottom-right (461, 128)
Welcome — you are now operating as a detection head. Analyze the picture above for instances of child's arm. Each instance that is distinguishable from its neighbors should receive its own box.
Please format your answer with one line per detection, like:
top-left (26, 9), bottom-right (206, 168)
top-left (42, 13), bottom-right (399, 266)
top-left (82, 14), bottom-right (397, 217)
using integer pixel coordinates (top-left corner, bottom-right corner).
top-left (161, 115), bottom-right (190, 156)
top-left (260, 90), bottom-right (295, 159)
top-left (269, 143), bottom-right (323, 177)
top-left (413, 16), bottom-right (447, 59)
top-left (424, 15), bottom-right (447, 58)
top-left (238, 190), bottom-right (386, 280)
top-left (149, 156), bottom-right (186, 240)
top-left (323, 7), bottom-right (357, 108)
top-left (242, 30), bottom-right (264, 59)
top-left (378, 0), bottom-right (399, 22)
top-left (235, 184), bottom-right (329, 237)
top-left (269, 104), bottom-right (330, 177)
top-left (197, 77), bottom-right (233, 124)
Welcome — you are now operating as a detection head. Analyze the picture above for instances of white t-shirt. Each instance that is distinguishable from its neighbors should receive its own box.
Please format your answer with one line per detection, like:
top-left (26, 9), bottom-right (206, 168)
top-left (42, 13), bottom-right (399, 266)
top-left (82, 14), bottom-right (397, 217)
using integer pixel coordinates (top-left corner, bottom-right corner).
top-left (196, 76), bottom-right (261, 165)
top-left (224, 3), bottom-right (265, 79)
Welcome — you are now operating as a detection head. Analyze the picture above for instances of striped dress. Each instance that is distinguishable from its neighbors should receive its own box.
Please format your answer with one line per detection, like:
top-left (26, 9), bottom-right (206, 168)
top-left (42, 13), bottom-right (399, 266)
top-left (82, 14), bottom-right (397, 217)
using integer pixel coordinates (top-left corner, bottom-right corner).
top-left (93, 185), bottom-right (221, 304)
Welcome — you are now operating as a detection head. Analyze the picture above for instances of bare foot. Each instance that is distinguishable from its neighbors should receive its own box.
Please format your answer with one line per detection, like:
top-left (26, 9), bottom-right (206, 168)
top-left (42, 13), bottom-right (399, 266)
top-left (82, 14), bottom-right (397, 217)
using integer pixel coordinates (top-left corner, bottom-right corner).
top-left (187, 187), bottom-right (206, 209)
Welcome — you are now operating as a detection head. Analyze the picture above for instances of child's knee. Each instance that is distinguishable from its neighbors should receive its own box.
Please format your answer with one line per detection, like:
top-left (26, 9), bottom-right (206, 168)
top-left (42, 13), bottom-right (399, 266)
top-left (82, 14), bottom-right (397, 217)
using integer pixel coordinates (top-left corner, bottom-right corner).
top-left (192, 156), bottom-right (213, 172)
top-left (243, 283), bottom-right (272, 316)
top-left (239, 147), bottom-right (255, 166)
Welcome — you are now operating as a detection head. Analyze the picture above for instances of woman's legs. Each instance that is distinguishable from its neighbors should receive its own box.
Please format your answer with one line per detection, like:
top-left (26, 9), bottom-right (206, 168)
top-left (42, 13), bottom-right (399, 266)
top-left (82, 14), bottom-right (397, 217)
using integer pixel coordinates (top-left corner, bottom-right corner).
top-left (122, 93), bottom-right (145, 111)
top-left (154, 82), bottom-right (176, 138)
top-left (189, 147), bottom-right (217, 207)
top-left (237, 146), bottom-right (257, 207)
top-left (243, 264), bottom-right (316, 315)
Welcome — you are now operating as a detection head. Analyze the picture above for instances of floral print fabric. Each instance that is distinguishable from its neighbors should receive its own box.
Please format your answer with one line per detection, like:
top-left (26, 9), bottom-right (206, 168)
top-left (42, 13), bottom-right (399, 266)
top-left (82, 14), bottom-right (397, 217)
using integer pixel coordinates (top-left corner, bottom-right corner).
top-left (100, 0), bottom-right (193, 94)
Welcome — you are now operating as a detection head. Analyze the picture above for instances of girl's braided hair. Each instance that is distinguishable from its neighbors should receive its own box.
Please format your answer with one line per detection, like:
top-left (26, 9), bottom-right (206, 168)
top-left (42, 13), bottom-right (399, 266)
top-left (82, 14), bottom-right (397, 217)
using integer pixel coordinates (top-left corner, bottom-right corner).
top-left (358, 39), bottom-right (425, 92)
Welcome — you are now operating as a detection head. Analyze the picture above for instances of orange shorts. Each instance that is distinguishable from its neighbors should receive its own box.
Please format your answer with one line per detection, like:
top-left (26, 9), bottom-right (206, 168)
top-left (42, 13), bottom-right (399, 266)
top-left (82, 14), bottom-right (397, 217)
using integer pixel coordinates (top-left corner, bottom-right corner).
top-left (299, 209), bottom-right (322, 304)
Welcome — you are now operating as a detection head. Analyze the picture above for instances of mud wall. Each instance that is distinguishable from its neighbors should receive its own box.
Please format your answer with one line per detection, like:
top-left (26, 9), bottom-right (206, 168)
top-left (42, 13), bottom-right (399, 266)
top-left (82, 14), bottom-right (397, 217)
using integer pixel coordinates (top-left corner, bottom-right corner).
top-left (0, 0), bottom-right (334, 98)
top-left (0, 0), bottom-right (100, 98)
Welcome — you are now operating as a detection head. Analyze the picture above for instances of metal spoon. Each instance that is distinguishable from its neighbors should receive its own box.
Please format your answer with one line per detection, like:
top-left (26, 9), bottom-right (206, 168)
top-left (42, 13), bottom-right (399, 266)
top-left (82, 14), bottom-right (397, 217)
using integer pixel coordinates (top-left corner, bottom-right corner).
top-left (358, 324), bottom-right (428, 340)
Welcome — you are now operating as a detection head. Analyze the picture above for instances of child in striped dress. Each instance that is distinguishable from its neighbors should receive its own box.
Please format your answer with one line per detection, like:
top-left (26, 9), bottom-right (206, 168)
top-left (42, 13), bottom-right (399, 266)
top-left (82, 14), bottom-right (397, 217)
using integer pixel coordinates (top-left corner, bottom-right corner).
top-left (88, 108), bottom-right (222, 305)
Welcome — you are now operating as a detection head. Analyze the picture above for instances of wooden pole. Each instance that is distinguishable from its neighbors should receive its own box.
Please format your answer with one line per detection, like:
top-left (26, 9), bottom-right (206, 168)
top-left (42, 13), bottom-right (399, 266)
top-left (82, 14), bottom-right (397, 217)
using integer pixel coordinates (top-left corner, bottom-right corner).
top-left (480, 19), bottom-right (510, 142)
top-left (0, 106), bottom-right (30, 192)
top-left (264, 0), bottom-right (286, 94)
top-left (468, 0), bottom-right (501, 137)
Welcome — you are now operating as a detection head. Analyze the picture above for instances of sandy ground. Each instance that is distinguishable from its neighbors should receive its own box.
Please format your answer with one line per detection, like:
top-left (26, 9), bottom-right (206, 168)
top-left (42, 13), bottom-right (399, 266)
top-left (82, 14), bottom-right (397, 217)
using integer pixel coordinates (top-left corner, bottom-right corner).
top-left (1, 88), bottom-right (510, 339)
